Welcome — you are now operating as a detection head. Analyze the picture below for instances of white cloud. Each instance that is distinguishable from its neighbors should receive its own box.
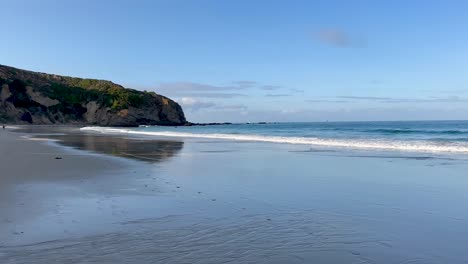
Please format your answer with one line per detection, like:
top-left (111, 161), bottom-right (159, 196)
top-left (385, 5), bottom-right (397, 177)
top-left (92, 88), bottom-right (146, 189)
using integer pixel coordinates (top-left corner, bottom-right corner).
top-left (146, 81), bottom-right (287, 99)
top-left (179, 97), bottom-right (216, 111)
top-left (265, 94), bottom-right (292, 97)
top-left (261, 85), bottom-right (281, 90)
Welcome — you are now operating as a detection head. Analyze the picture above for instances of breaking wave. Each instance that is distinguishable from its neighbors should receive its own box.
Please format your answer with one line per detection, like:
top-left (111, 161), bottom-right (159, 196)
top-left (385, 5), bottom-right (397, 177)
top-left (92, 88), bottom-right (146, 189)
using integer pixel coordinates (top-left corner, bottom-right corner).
top-left (81, 127), bottom-right (468, 154)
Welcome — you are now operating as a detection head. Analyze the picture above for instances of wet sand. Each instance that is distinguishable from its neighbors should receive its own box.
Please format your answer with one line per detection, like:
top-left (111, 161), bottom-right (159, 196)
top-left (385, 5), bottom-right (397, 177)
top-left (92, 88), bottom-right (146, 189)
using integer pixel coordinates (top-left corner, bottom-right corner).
top-left (1, 127), bottom-right (468, 263)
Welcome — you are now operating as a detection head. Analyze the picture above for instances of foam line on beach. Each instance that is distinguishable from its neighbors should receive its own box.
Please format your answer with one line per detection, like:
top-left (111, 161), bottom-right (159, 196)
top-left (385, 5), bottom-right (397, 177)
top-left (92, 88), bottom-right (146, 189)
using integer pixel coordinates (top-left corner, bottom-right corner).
top-left (80, 126), bottom-right (468, 154)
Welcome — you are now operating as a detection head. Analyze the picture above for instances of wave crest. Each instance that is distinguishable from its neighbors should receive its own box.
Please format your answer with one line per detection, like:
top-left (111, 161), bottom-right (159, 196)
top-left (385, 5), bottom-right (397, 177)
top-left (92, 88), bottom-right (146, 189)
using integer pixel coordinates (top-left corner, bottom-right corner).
top-left (80, 127), bottom-right (468, 154)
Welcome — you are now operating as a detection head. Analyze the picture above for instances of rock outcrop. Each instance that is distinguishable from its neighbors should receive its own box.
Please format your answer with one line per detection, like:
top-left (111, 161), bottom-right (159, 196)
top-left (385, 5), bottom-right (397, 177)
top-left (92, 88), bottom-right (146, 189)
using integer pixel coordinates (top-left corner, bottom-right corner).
top-left (0, 64), bottom-right (186, 126)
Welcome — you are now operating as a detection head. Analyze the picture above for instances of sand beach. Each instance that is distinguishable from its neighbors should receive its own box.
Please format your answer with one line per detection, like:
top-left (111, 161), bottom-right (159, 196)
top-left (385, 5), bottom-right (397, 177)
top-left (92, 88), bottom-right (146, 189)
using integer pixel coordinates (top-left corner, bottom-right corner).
top-left (1, 126), bottom-right (468, 263)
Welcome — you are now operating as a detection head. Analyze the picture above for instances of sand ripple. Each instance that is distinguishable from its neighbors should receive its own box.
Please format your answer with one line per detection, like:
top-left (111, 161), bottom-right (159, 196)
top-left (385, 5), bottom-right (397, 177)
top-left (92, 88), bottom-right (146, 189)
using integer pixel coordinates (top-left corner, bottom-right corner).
top-left (0, 211), bottom-right (437, 264)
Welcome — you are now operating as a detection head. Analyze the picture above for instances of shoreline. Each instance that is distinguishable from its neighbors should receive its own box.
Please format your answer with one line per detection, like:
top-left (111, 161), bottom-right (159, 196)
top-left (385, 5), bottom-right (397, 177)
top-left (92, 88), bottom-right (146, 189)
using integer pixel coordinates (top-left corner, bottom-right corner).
top-left (80, 125), bottom-right (468, 156)
top-left (0, 128), bottom-right (131, 186)
top-left (0, 129), bottom-right (148, 246)
top-left (2, 126), bottom-right (468, 263)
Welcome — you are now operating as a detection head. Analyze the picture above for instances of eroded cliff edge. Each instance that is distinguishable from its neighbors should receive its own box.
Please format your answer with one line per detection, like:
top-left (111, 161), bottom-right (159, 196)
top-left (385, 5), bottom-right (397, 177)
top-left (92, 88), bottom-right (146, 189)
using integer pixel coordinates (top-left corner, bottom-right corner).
top-left (0, 65), bottom-right (186, 126)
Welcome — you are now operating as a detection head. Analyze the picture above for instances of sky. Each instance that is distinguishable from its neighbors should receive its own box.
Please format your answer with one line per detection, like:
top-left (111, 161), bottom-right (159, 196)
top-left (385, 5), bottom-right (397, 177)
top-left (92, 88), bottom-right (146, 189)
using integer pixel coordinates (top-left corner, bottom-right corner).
top-left (2, 0), bottom-right (468, 122)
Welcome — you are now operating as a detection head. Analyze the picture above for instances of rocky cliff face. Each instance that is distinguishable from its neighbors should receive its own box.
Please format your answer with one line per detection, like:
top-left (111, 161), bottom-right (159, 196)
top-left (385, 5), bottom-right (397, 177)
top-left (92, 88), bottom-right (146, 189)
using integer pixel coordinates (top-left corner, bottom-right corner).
top-left (0, 65), bottom-right (187, 126)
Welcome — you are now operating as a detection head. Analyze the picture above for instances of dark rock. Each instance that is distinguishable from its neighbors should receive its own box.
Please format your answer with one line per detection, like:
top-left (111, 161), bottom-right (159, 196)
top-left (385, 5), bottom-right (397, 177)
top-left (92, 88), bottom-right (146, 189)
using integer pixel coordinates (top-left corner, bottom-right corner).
top-left (0, 64), bottom-right (187, 126)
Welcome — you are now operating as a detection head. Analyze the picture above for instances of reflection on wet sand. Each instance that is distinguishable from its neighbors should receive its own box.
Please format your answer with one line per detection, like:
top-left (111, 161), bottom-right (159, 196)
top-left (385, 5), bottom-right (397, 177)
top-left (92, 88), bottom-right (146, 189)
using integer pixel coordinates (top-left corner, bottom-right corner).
top-left (13, 126), bottom-right (184, 164)
top-left (7, 126), bottom-right (468, 264)
top-left (45, 134), bottom-right (184, 163)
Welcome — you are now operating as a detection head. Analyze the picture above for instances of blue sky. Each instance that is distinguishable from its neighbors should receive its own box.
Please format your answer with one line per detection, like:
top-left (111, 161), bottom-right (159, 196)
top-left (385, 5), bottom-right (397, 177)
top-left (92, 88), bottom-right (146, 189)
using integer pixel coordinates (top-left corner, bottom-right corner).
top-left (2, 0), bottom-right (468, 122)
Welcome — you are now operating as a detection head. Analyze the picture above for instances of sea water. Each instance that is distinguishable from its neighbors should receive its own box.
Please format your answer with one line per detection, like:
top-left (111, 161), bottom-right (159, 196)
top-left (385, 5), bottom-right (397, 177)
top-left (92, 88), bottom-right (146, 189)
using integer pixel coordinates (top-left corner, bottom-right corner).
top-left (82, 120), bottom-right (468, 155)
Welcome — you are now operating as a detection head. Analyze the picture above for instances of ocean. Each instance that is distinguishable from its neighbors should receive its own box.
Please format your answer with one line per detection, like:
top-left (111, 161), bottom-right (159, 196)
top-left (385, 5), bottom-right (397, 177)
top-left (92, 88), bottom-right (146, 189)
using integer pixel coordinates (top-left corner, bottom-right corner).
top-left (5, 122), bottom-right (468, 263)
top-left (82, 120), bottom-right (468, 155)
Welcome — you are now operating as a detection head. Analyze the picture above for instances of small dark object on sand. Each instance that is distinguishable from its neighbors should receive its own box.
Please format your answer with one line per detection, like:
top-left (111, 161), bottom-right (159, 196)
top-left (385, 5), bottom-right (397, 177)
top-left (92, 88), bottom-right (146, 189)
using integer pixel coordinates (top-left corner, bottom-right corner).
top-left (55, 157), bottom-right (62, 160)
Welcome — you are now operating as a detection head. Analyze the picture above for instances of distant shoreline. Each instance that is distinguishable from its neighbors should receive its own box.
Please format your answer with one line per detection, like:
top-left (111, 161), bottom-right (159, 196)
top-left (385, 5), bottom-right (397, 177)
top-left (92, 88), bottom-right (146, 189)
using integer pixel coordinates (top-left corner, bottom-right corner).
top-left (4, 119), bottom-right (468, 129)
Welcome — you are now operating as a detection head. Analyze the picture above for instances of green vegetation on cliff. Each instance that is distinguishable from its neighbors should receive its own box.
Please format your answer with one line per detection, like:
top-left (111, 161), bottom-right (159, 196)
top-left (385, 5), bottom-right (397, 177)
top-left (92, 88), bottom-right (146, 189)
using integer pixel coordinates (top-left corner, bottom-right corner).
top-left (0, 65), bottom-right (186, 126)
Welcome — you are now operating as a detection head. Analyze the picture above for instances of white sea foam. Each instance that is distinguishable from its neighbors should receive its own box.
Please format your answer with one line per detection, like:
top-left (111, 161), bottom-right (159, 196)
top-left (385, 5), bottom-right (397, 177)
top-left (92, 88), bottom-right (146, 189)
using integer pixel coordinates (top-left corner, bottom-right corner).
top-left (80, 126), bottom-right (468, 154)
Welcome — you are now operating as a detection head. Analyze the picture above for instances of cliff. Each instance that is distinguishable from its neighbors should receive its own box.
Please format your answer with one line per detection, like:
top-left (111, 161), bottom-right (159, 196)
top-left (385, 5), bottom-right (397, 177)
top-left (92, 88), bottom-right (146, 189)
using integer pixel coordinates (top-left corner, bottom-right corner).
top-left (0, 65), bottom-right (186, 126)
